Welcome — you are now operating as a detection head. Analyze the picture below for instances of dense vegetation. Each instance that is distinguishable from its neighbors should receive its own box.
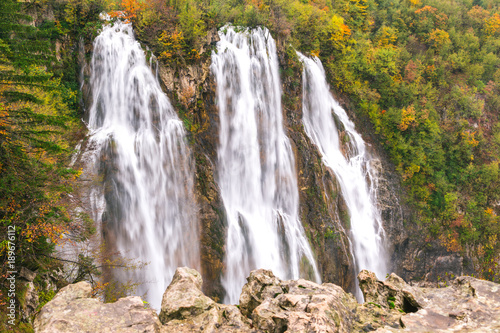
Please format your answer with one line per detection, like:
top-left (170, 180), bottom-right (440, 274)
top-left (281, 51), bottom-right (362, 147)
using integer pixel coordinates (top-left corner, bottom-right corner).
top-left (2, 0), bottom-right (500, 328)
top-left (119, 0), bottom-right (500, 281)
top-left (0, 0), bottom-right (106, 330)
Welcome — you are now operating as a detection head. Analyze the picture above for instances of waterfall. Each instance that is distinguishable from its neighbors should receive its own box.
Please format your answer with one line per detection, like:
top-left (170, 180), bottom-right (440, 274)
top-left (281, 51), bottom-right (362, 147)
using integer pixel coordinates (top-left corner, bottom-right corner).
top-left (211, 26), bottom-right (320, 304)
top-left (87, 22), bottom-right (198, 309)
top-left (298, 53), bottom-right (388, 300)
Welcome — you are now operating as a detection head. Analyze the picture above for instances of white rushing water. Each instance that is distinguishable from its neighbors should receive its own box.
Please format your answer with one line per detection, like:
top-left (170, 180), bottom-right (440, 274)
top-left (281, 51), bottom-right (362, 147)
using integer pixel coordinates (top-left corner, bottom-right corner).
top-left (87, 22), bottom-right (198, 309)
top-left (212, 26), bottom-right (320, 304)
top-left (298, 53), bottom-right (388, 300)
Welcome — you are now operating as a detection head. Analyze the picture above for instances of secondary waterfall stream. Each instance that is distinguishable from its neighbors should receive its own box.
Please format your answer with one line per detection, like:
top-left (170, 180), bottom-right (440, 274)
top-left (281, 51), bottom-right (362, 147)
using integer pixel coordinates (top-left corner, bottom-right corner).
top-left (299, 54), bottom-right (388, 300)
top-left (212, 27), bottom-right (321, 303)
top-left (87, 22), bottom-right (198, 309)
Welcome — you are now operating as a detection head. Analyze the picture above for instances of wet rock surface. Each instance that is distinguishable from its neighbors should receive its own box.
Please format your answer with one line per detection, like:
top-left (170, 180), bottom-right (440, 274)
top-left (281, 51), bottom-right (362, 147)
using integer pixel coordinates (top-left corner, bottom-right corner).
top-left (398, 238), bottom-right (476, 289)
top-left (157, 34), bottom-right (227, 302)
top-left (35, 267), bottom-right (500, 333)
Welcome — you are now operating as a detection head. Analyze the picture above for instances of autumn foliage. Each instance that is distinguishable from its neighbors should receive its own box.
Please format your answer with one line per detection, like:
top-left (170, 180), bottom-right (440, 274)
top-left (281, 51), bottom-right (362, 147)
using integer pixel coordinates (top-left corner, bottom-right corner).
top-left (111, 0), bottom-right (500, 281)
top-left (0, 2), bottom-right (88, 328)
top-left (120, 0), bottom-right (143, 23)
top-left (1, 1), bottom-right (500, 325)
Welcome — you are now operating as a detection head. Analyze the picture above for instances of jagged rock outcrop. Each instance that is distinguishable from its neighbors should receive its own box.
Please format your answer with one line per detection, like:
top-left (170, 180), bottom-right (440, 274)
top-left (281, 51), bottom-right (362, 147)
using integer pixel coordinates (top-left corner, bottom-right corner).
top-left (17, 266), bottom-right (66, 323)
top-left (239, 269), bottom-right (358, 332)
top-left (34, 281), bottom-right (161, 333)
top-left (359, 269), bottom-right (500, 332)
top-left (159, 267), bottom-right (253, 332)
top-left (35, 267), bottom-right (500, 333)
top-left (19, 267), bottom-right (39, 322)
top-left (358, 270), bottom-right (423, 313)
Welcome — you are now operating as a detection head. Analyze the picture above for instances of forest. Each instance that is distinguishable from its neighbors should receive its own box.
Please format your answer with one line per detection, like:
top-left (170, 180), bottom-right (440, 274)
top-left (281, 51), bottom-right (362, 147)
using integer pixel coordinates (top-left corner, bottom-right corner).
top-left (1, 0), bottom-right (500, 330)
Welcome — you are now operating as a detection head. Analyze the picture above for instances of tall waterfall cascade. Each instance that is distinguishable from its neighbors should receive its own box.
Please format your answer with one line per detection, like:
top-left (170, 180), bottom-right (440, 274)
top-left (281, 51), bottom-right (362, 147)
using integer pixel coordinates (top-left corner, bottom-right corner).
top-left (298, 53), bottom-right (388, 300)
top-left (87, 22), bottom-right (198, 309)
top-left (212, 27), bottom-right (321, 304)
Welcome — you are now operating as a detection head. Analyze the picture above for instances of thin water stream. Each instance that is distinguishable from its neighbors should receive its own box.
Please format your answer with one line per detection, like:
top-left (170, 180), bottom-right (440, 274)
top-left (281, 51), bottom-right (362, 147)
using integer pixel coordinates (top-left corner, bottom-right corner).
top-left (299, 53), bottom-right (388, 300)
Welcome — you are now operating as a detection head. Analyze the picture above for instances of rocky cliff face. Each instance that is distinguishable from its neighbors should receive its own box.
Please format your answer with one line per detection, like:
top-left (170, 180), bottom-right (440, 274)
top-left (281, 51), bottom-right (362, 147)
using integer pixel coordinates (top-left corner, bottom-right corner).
top-left (157, 35), bottom-right (417, 297)
top-left (72, 25), bottom-right (476, 303)
top-left (330, 93), bottom-right (477, 287)
top-left (278, 48), bottom-right (358, 293)
top-left (34, 267), bottom-right (500, 333)
top-left (156, 28), bottom-right (227, 301)
top-left (153, 33), bottom-right (471, 298)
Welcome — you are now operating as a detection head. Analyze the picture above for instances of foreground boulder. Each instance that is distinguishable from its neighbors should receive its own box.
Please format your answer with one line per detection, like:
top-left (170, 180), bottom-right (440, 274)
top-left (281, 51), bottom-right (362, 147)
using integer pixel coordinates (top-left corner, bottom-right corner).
top-left (239, 269), bottom-right (359, 332)
top-left (33, 281), bottom-right (161, 333)
top-left (159, 267), bottom-right (253, 332)
top-left (35, 267), bottom-right (500, 332)
top-left (358, 270), bottom-right (423, 313)
top-left (358, 270), bottom-right (500, 332)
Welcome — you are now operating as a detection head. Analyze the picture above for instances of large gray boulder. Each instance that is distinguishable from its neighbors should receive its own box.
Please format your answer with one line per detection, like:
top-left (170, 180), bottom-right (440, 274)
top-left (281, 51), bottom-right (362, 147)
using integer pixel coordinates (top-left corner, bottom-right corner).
top-left (359, 270), bottom-right (500, 332)
top-left (240, 269), bottom-right (359, 332)
top-left (397, 276), bottom-right (500, 332)
top-left (358, 270), bottom-right (423, 312)
top-left (33, 281), bottom-right (161, 333)
top-left (159, 267), bottom-right (254, 332)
